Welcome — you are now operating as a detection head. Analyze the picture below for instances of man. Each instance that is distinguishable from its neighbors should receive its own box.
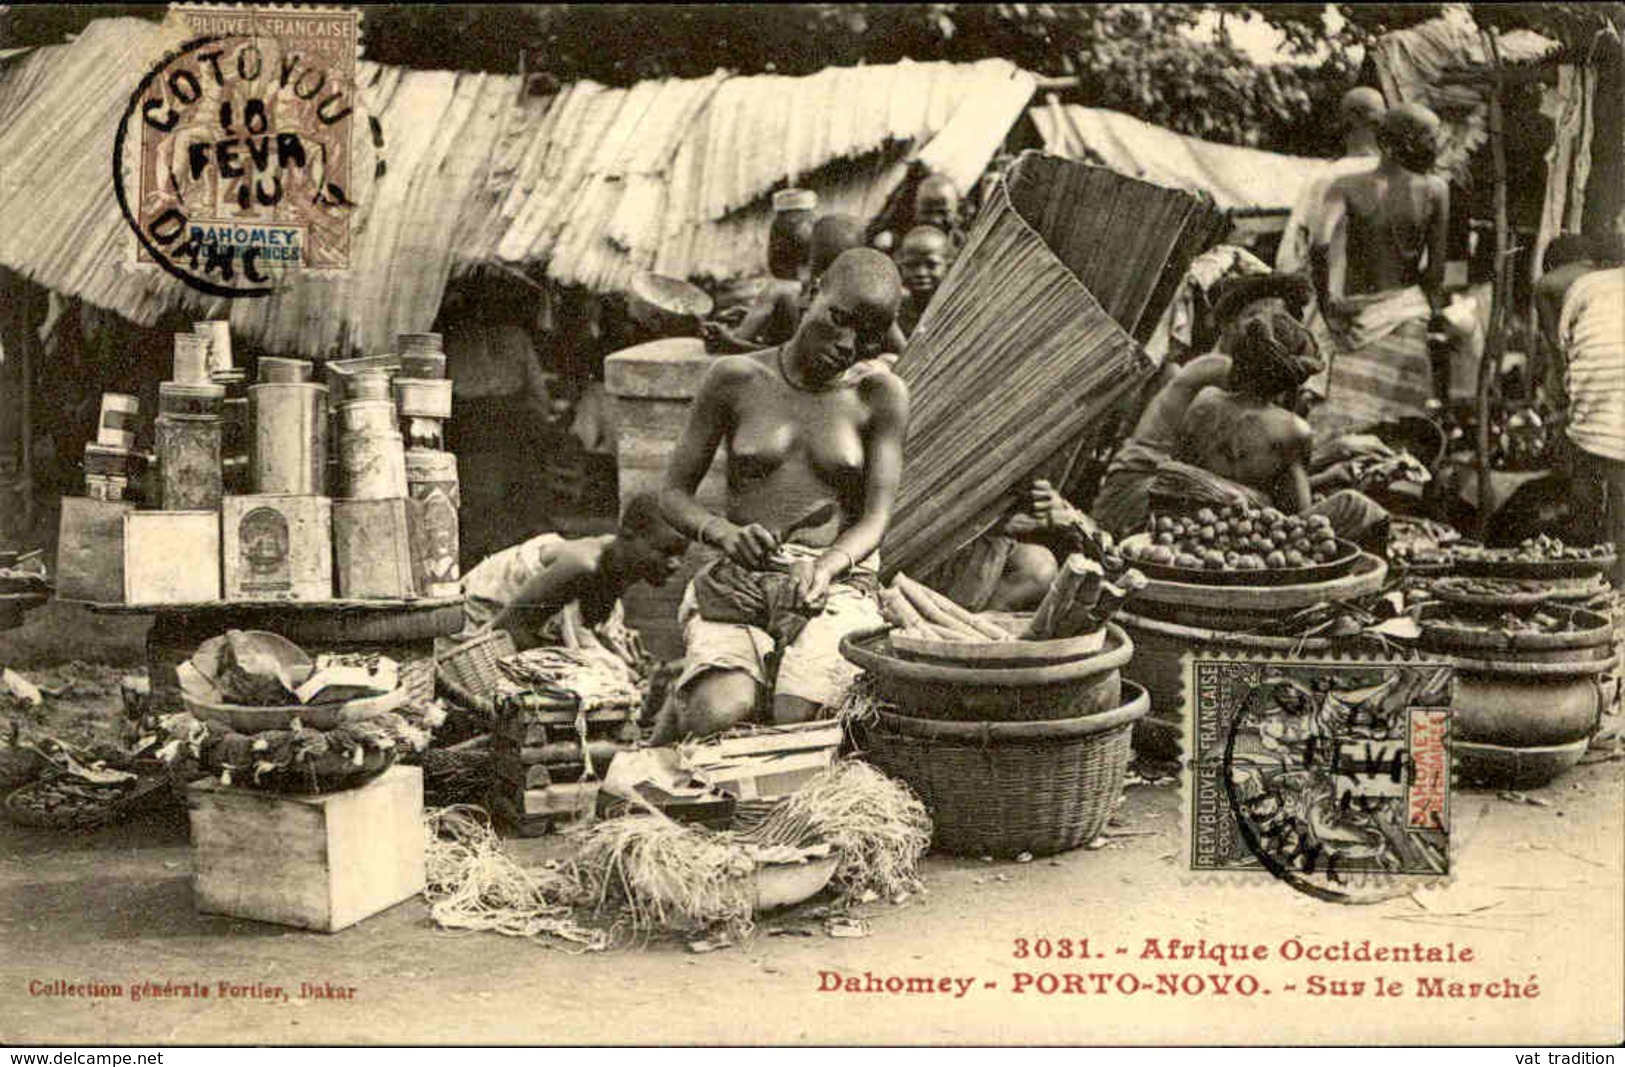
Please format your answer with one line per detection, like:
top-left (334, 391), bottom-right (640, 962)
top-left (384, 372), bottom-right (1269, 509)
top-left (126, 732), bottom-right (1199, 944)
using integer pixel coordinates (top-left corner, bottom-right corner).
top-left (1276, 87), bottom-right (1386, 277)
top-left (656, 248), bottom-right (910, 741)
top-left (893, 225), bottom-right (952, 340)
top-left (1310, 102), bottom-right (1450, 439)
top-left (457, 492), bottom-right (688, 650)
top-left (1173, 303), bottom-right (1389, 546)
top-left (1536, 232), bottom-right (1625, 585)
top-left (1092, 274), bottom-right (1315, 538)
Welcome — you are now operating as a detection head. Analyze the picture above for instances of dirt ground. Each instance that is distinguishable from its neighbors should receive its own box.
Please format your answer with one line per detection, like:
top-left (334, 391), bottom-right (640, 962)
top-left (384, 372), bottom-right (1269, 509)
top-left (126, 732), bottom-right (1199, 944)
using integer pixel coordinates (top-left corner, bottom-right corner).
top-left (2, 604), bottom-right (1623, 1046)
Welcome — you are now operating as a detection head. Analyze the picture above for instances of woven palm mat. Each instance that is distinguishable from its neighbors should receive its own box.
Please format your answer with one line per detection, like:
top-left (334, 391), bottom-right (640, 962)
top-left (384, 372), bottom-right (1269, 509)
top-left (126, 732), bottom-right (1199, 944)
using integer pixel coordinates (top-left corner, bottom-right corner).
top-left (885, 152), bottom-right (1226, 579)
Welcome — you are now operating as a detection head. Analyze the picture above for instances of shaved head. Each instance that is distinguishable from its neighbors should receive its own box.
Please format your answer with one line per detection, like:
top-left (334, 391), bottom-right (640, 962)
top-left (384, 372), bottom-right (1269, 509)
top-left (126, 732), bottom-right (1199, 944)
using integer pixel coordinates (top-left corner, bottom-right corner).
top-left (808, 214), bottom-right (867, 278)
top-left (1340, 87), bottom-right (1386, 125)
top-left (823, 248), bottom-right (904, 319)
top-left (1380, 102), bottom-right (1442, 173)
top-left (914, 174), bottom-right (961, 231)
top-left (900, 225), bottom-right (950, 256)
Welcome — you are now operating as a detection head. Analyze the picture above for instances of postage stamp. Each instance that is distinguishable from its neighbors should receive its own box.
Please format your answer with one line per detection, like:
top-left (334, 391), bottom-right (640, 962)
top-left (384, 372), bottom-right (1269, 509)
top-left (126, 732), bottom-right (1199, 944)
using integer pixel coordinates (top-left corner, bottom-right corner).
top-left (112, 5), bottom-right (369, 297)
top-left (1184, 652), bottom-right (1455, 902)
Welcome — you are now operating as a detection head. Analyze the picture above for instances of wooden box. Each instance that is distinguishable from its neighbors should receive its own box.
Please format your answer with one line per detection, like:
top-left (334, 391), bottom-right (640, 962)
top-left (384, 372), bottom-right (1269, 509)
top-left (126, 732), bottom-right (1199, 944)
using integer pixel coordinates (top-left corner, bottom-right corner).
top-left (187, 765), bottom-right (425, 932)
top-left (685, 721), bottom-right (843, 800)
top-left (57, 497), bottom-right (134, 602)
top-left (124, 510), bottom-right (220, 604)
top-left (222, 494), bottom-right (332, 601)
top-left (333, 498), bottom-right (415, 598)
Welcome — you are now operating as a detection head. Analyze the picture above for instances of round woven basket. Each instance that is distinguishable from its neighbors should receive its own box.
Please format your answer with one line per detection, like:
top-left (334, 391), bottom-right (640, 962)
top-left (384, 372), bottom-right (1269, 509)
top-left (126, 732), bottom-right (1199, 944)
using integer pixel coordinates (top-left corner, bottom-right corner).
top-left (856, 681), bottom-right (1149, 857)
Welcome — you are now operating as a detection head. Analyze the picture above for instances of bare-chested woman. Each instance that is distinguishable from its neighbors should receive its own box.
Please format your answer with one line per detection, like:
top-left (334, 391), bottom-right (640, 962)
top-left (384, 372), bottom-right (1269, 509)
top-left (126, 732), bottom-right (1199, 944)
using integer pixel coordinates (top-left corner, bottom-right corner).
top-left (656, 249), bottom-right (910, 741)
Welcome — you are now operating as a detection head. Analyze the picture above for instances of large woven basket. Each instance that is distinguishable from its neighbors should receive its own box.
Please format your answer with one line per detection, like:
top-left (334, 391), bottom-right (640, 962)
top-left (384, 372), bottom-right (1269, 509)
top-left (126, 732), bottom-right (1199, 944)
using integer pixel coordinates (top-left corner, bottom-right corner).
top-left (856, 681), bottom-right (1149, 857)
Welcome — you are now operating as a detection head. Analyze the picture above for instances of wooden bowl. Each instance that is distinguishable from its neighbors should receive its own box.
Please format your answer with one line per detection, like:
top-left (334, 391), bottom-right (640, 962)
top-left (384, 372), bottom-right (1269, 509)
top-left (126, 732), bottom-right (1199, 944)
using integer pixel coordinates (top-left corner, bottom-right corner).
top-left (628, 272), bottom-right (714, 335)
top-left (887, 611), bottom-right (1107, 666)
top-left (752, 853), bottom-right (839, 912)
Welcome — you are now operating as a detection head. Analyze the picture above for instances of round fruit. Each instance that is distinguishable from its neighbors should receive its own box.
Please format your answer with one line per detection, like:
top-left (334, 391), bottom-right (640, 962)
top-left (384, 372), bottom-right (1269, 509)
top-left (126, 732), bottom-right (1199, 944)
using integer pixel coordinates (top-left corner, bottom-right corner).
top-left (1196, 508), bottom-right (1218, 526)
top-left (1316, 538), bottom-right (1339, 558)
top-left (1156, 531), bottom-right (1175, 546)
top-left (1176, 553), bottom-right (1202, 569)
top-left (1240, 554), bottom-right (1266, 570)
top-left (1309, 514), bottom-right (1333, 532)
top-left (1284, 549), bottom-right (1307, 566)
top-left (1292, 538), bottom-right (1312, 554)
top-left (1269, 524), bottom-right (1288, 544)
top-left (1261, 507), bottom-right (1285, 525)
top-left (1234, 520), bottom-right (1254, 537)
top-left (1199, 525), bottom-right (1216, 542)
top-left (1265, 551), bottom-right (1286, 569)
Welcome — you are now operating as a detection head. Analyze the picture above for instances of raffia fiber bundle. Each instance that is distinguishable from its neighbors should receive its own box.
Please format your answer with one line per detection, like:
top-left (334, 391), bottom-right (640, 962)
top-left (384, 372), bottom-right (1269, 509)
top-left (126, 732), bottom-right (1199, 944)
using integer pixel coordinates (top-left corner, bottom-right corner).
top-left (884, 153), bottom-right (1226, 578)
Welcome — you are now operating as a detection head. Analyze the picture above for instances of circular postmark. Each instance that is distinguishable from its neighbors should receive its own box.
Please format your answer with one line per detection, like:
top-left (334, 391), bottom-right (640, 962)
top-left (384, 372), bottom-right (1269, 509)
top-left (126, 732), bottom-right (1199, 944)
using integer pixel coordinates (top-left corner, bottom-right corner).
top-left (1219, 663), bottom-right (1454, 904)
top-left (112, 24), bottom-right (375, 297)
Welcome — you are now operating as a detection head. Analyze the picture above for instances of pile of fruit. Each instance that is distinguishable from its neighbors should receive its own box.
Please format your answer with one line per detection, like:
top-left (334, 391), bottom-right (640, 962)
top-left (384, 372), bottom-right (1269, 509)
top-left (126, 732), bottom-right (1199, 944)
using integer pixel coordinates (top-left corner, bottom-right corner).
top-left (1452, 535), bottom-right (1612, 564)
top-left (1125, 505), bottom-right (1341, 572)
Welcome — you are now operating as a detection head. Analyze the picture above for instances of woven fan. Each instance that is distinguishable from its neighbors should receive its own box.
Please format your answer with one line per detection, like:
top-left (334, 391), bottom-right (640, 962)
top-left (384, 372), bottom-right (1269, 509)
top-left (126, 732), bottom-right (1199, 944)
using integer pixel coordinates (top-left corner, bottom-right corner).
top-left (883, 152), bottom-right (1226, 580)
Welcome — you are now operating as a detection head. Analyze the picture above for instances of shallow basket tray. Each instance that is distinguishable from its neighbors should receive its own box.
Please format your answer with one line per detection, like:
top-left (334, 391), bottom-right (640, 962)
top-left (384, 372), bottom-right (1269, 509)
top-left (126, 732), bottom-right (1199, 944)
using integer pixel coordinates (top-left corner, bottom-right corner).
top-left (180, 686), bottom-right (409, 733)
top-left (855, 681), bottom-right (1149, 858)
top-left (1122, 533), bottom-right (1362, 587)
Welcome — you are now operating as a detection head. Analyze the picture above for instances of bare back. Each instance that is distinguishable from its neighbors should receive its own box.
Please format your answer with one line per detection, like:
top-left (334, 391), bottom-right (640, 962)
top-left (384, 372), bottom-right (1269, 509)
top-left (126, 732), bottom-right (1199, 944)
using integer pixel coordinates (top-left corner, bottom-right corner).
top-left (1327, 165), bottom-right (1448, 296)
top-left (1178, 387), bottom-right (1313, 500)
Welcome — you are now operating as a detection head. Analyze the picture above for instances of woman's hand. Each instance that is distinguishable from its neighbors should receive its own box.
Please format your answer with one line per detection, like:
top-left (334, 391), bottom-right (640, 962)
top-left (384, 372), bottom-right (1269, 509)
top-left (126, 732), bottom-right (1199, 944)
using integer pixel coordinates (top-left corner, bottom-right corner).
top-left (789, 558), bottom-right (832, 613)
top-left (717, 522), bottom-right (777, 568)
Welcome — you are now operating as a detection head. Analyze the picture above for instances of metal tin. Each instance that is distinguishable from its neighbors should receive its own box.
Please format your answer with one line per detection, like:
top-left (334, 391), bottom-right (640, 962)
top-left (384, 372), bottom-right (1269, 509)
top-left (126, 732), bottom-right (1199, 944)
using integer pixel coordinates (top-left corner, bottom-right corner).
top-left (155, 412), bottom-right (223, 510)
top-left (250, 382), bottom-right (329, 495)
top-left (221, 396), bottom-right (250, 493)
top-left (124, 511), bottom-right (220, 605)
top-left (325, 354), bottom-right (401, 403)
top-left (159, 380), bottom-right (226, 418)
top-left (397, 333), bottom-right (446, 379)
top-left (337, 430), bottom-right (408, 500)
top-left (223, 494), bottom-right (333, 601)
top-left (333, 498), bottom-right (416, 598)
top-left (193, 321), bottom-right (234, 376)
top-left (402, 416), bottom-right (445, 451)
top-left (339, 398), bottom-right (398, 435)
top-left (347, 369), bottom-right (394, 402)
top-left (57, 498), bottom-right (134, 602)
top-left (96, 393), bottom-right (140, 450)
top-left (393, 378), bottom-right (452, 419)
top-left (172, 334), bottom-right (211, 384)
top-left (83, 443), bottom-right (144, 477)
top-left (405, 450), bottom-right (460, 597)
top-left (84, 474), bottom-right (129, 502)
top-left (258, 356), bottom-right (314, 384)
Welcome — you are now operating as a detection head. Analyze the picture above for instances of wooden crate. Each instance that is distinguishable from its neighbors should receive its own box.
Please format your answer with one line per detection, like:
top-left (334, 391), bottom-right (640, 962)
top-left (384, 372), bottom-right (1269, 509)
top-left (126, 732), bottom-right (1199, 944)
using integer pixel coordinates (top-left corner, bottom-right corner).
top-left (186, 766), bottom-right (425, 932)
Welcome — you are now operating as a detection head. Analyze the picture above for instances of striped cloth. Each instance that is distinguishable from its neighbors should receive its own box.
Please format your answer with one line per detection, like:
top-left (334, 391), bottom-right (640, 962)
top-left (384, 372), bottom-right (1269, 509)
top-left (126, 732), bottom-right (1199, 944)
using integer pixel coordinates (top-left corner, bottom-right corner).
top-left (1561, 267), bottom-right (1625, 462)
top-left (1310, 285), bottom-right (1434, 439)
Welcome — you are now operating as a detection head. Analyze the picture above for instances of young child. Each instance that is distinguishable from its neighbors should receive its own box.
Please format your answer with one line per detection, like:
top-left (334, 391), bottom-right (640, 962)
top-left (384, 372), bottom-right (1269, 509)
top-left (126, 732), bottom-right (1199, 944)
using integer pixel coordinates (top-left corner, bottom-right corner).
top-left (893, 225), bottom-right (952, 340)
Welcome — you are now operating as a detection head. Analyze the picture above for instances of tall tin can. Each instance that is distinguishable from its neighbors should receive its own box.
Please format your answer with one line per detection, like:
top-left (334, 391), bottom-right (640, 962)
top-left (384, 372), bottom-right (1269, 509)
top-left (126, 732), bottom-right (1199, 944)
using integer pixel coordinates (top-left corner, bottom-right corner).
top-left (155, 413), bottom-right (223, 510)
top-left (250, 382), bottom-right (328, 495)
top-left (405, 449), bottom-right (460, 597)
top-left (337, 430), bottom-right (408, 500)
top-left (193, 321), bottom-right (234, 377)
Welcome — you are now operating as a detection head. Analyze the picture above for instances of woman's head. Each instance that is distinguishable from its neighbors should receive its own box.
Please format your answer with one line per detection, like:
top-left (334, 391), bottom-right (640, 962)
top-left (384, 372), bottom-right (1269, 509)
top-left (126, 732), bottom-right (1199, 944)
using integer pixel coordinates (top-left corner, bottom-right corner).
top-left (1229, 313), bottom-right (1323, 401)
top-left (768, 190), bottom-right (818, 280)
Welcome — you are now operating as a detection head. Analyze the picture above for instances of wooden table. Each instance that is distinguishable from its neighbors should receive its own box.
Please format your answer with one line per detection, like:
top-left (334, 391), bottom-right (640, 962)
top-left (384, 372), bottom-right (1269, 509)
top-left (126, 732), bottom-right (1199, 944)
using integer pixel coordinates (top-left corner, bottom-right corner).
top-left (76, 596), bottom-right (465, 713)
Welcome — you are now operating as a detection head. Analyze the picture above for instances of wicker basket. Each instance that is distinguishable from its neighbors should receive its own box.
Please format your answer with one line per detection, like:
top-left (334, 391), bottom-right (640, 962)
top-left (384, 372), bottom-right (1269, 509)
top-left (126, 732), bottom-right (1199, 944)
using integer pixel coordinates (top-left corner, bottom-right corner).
top-left (856, 681), bottom-right (1149, 857)
top-left (436, 630), bottom-right (516, 702)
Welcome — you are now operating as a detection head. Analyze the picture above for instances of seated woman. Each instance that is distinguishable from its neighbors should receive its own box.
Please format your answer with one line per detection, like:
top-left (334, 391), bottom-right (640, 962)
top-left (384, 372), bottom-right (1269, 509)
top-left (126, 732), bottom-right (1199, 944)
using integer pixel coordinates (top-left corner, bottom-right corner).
top-left (455, 492), bottom-right (688, 650)
top-left (1172, 310), bottom-right (1389, 549)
